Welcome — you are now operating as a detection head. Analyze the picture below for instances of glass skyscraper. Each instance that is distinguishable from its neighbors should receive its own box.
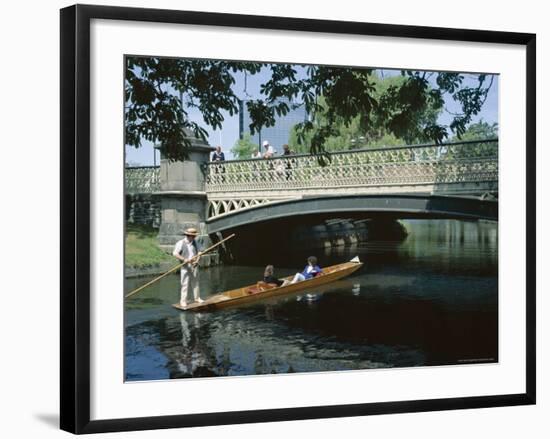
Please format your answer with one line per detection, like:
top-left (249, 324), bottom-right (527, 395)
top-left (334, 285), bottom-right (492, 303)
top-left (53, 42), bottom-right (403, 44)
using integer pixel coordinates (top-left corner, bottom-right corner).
top-left (238, 99), bottom-right (308, 155)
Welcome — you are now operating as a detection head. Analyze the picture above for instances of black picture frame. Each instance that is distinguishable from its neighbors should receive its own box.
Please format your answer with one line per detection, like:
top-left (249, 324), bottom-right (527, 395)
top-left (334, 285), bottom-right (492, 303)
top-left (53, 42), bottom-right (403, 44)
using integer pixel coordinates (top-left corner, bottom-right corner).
top-left (60, 4), bottom-right (536, 434)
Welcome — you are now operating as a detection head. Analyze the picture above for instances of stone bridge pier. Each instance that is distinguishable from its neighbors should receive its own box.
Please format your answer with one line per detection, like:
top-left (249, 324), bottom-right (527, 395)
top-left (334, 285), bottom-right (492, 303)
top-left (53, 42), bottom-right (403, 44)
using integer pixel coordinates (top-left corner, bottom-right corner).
top-left (156, 135), bottom-right (218, 265)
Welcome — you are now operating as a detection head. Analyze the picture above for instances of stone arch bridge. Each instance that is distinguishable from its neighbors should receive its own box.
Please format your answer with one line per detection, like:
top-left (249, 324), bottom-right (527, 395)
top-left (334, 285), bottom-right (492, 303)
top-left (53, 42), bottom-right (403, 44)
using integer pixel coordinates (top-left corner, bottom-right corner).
top-left (125, 139), bottom-right (498, 242)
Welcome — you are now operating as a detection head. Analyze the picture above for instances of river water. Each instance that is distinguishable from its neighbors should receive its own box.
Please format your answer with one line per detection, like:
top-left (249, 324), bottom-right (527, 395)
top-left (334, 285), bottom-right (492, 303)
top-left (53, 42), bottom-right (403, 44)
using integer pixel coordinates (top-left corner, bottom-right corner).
top-left (124, 219), bottom-right (498, 381)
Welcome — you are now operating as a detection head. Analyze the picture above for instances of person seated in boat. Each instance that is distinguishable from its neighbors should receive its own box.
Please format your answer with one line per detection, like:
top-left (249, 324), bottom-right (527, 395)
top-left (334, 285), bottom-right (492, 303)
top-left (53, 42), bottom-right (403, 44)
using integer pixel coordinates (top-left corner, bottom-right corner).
top-left (291, 256), bottom-right (322, 283)
top-left (263, 265), bottom-right (291, 287)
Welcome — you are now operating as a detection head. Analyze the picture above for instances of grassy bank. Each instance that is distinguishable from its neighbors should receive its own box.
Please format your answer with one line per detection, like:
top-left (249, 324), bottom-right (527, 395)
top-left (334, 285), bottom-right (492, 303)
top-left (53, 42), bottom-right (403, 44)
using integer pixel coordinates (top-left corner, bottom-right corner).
top-left (125, 224), bottom-right (172, 268)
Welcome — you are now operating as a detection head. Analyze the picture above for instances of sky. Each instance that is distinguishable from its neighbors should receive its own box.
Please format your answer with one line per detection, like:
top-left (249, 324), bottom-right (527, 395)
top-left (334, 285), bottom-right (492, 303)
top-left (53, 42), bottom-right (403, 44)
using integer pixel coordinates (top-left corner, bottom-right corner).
top-left (125, 66), bottom-right (499, 166)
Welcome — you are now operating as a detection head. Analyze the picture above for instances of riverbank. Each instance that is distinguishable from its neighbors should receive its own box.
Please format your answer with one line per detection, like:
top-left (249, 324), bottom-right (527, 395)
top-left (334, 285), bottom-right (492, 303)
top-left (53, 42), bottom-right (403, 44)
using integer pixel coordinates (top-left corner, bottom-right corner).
top-left (125, 224), bottom-right (172, 278)
top-left (126, 224), bottom-right (172, 267)
top-left (125, 224), bottom-right (221, 278)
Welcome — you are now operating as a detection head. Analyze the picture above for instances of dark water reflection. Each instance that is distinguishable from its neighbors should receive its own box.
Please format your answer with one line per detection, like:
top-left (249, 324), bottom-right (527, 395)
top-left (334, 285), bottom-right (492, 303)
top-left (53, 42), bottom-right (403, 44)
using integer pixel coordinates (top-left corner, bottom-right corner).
top-left (125, 219), bottom-right (498, 381)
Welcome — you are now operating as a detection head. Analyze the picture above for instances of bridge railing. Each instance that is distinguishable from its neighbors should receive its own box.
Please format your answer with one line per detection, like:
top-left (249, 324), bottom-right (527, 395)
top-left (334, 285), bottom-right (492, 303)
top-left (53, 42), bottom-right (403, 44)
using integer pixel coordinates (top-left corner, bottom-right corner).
top-left (125, 166), bottom-right (160, 194)
top-left (205, 139), bottom-right (498, 193)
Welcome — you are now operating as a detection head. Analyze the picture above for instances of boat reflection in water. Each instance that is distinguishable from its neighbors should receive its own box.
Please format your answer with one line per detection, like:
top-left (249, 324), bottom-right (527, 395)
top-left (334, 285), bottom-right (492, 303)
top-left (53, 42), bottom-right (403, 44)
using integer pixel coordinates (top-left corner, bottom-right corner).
top-left (124, 219), bottom-right (498, 381)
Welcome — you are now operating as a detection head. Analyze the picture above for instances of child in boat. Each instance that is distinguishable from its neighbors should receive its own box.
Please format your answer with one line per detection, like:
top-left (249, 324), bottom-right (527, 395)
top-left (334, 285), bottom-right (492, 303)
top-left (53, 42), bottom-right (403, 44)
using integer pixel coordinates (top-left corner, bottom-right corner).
top-left (291, 256), bottom-right (322, 283)
top-left (263, 265), bottom-right (291, 287)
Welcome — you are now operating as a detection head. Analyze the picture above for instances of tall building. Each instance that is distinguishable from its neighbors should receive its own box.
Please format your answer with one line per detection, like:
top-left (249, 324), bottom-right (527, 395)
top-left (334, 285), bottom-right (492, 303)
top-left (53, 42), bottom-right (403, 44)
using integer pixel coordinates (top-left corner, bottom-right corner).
top-left (238, 99), bottom-right (308, 154)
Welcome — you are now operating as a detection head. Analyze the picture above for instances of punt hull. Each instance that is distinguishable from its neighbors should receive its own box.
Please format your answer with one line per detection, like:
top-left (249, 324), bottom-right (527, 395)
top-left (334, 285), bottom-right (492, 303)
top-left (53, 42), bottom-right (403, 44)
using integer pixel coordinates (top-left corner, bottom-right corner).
top-left (172, 260), bottom-right (363, 312)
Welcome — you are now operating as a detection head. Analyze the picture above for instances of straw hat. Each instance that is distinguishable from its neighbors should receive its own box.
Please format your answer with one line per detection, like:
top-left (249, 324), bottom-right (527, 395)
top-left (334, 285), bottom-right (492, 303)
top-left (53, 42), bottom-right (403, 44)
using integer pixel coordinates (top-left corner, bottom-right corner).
top-left (183, 227), bottom-right (199, 237)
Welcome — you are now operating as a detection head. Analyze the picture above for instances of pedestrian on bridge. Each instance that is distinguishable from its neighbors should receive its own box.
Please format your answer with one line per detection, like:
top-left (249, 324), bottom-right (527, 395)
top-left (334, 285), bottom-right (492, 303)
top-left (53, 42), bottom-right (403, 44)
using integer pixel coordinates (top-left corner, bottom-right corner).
top-left (282, 143), bottom-right (294, 180)
top-left (173, 227), bottom-right (203, 307)
top-left (211, 145), bottom-right (226, 182)
top-left (261, 140), bottom-right (276, 181)
top-left (211, 145), bottom-right (225, 162)
top-left (262, 140), bottom-right (275, 158)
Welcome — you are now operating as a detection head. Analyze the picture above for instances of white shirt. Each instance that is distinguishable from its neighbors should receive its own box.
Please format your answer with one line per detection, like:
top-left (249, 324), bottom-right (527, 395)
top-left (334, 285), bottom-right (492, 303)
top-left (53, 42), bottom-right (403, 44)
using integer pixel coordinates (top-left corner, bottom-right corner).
top-left (173, 237), bottom-right (197, 259)
top-left (263, 145), bottom-right (275, 157)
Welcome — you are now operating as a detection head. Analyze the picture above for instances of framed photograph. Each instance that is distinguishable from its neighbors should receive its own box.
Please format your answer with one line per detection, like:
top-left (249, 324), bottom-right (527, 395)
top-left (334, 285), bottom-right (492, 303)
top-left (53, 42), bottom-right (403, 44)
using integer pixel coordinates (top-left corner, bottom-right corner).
top-left (60, 4), bottom-right (536, 434)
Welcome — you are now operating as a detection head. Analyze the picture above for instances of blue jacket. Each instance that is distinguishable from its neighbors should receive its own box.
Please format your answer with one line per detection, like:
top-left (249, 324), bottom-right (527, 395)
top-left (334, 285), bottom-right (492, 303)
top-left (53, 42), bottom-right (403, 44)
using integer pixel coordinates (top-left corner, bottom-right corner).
top-left (301, 264), bottom-right (322, 279)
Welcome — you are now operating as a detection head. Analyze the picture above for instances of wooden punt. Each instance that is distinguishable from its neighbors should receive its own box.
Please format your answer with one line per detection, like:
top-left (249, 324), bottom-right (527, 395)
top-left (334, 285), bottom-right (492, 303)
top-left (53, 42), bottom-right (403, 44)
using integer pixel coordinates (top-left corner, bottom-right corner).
top-left (172, 257), bottom-right (363, 312)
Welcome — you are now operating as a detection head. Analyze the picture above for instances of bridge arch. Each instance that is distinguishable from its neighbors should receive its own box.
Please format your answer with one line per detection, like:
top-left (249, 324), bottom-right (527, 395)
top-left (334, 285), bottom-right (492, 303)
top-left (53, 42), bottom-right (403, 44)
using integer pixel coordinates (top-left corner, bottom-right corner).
top-left (206, 194), bottom-right (498, 233)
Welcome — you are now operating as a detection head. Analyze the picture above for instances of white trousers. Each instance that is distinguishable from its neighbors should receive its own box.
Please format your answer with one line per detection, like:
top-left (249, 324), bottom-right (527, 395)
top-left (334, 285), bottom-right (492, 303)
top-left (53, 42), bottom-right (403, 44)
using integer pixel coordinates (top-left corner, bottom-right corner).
top-left (180, 265), bottom-right (200, 305)
top-left (291, 273), bottom-right (306, 283)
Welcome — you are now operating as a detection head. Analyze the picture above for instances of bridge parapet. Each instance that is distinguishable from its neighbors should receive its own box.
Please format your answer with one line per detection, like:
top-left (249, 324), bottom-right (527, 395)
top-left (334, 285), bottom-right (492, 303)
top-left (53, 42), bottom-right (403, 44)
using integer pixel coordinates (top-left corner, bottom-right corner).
top-left (206, 139), bottom-right (498, 194)
top-left (125, 166), bottom-right (160, 194)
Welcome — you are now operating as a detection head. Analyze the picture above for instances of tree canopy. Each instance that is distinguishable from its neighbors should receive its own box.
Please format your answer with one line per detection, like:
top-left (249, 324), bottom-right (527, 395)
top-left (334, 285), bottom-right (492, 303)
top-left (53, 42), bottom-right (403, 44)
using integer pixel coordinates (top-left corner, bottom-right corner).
top-left (288, 73), bottom-right (444, 152)
top-left (451, 120), bottom-right (498, 141)
top-left (125, 56), bottom-right (495, 162)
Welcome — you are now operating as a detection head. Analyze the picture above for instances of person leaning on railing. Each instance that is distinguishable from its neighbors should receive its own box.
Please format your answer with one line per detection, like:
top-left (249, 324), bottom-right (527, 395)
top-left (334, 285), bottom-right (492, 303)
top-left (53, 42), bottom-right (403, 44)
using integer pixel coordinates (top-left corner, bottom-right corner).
top-left (260, 140), bottom-right (276, 181)
top-left (211, 145), bottom-right (225, 162)
top-left (282, 144), bottom-right (294, 180)
top-left (262, 140), bottom-right (275, 158)
top-left (211, 145), bottom-right (225, 182)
